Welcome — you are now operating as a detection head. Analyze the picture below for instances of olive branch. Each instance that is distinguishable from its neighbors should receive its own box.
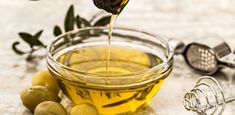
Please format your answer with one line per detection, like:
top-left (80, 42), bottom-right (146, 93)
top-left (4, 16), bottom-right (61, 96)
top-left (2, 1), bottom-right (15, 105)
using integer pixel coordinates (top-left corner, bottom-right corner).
top-left (12, 5), bottom-right (111, 61)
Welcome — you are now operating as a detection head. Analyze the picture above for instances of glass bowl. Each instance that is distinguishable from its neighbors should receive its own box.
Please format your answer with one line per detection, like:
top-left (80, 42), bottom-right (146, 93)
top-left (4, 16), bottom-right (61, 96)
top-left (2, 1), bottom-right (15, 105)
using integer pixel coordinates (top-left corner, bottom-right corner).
top-left (46, 27), bottom-right (174, 114)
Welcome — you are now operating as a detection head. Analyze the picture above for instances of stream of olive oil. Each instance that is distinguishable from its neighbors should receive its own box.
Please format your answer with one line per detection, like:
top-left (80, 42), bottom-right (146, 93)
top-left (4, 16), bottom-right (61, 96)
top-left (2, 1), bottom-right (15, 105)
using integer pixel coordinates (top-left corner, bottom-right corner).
top-left (106, 15), bottom-right (118, 78)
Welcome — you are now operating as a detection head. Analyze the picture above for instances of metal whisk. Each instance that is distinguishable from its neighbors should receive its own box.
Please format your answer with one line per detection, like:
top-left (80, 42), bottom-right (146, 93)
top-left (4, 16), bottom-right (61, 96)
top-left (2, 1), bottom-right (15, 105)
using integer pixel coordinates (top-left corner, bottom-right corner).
top-left (183, 76), bottom-right (235, 115)
top-left (169, 37), bottom-right (235, 75)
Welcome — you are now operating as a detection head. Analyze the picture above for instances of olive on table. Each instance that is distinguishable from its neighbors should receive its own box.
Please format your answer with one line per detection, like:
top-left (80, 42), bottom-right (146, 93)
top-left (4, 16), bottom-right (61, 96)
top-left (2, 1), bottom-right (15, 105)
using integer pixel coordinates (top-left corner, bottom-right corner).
top-left (70, 103), bottom-right (98, 115)
top-left (34, 101), bottom-right (67, 115)
top-left (32, 70), bottom-right (60, 94)
top-left (20, 86), bottom-right (61, 112)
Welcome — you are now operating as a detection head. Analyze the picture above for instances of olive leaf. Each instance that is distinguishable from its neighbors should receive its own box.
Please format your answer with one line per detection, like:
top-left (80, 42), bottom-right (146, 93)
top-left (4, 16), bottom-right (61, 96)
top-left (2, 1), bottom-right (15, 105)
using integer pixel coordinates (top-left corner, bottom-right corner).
top-left (34, 30), bottom-right (43, 39)
top-left (76, 16), bottom-right (91, 28)
top-left (12, 30), bottom-right (45, 61)
top-left (54, 25), bottom-right (62, 36)
top-left (18, 33), bottom-right (34, 48)
top-left (32, 30), bottom-right (45, 47)
top-left (12, 42), bottom-right (25, 55)
top-left (64, 5), bottom-right (75, 32)
top-left (18, 30), bottom-right (44, 48)
top-left (93, 16), bottom-right (111, 26)
top-left (75, 15), bottom-right (82, 28)
top-left (12, 4), bottom-right (112, 62)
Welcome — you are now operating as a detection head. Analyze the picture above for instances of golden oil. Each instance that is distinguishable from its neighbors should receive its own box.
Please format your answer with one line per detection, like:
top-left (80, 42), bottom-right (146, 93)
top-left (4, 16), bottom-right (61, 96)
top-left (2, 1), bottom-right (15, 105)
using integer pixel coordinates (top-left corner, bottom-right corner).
top-left (54, 44), bottom-right (171, 114)
top-left (106, 14), bottom-right (118, 78)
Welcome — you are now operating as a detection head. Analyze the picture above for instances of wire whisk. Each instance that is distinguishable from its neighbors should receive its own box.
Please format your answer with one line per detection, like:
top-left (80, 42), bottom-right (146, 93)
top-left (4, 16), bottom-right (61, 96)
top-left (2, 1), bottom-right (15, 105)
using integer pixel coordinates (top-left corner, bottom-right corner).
top-left (183, 76), bottom-right (235, 115)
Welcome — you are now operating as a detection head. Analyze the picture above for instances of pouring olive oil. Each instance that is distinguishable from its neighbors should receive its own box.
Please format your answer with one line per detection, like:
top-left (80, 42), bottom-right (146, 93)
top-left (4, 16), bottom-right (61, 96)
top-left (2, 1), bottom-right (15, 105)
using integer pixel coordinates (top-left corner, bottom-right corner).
top-left (94, 0), bottom-right (129, 78)
top-left (106, 15), bottom-right (117, 79)
top-left (49, 0), bottom-right (173, 114)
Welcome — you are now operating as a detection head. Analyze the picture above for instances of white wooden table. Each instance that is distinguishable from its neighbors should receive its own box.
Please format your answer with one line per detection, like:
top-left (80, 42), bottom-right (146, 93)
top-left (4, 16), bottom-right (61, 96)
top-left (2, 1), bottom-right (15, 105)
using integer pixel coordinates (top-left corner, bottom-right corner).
top-left (0, 0), bottom-right (235, 115)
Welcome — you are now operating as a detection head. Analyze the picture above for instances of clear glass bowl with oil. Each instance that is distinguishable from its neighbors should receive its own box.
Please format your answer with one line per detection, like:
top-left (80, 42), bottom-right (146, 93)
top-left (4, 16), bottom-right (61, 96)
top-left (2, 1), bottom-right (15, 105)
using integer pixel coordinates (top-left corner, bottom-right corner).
top-left (46, 27), bottom-right (174, 114)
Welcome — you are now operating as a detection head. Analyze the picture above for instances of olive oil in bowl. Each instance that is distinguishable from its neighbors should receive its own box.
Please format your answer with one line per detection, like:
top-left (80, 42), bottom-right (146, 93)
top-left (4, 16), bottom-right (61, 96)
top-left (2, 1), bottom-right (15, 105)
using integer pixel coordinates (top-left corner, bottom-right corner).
top-left (47, 27), bottom-right (174, 114)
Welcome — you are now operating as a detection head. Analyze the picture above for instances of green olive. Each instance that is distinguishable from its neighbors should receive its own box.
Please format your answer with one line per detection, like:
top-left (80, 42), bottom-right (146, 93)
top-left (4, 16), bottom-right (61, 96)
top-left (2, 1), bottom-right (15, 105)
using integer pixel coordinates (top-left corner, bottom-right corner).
top-left (20, 86), bottom-right (61, 112)
top-left (34, 101), bottom-right (67, 115)
top-left (70, 103), bottom-right (98, 115)
top-left (32, 70), bottom-right (60, 94)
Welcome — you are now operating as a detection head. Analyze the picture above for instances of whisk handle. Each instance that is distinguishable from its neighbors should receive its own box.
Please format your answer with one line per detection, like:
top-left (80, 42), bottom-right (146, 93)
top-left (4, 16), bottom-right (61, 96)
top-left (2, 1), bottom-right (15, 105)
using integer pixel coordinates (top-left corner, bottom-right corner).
top-left (225, 96), bottom-right (235, 104)
top-left (206, 96), bottom-right (235, 110)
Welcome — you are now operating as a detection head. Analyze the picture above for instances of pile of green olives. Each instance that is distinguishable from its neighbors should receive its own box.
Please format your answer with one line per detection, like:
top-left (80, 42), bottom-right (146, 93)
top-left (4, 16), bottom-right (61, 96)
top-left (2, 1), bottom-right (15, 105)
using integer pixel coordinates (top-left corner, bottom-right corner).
top-left (20, 70), bottom-right (98, 115)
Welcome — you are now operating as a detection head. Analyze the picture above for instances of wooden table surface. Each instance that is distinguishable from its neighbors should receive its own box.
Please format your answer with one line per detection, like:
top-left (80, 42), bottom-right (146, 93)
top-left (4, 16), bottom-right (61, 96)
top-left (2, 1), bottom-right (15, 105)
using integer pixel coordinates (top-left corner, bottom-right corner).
top-left (0, 0), bottom-right (235, 115)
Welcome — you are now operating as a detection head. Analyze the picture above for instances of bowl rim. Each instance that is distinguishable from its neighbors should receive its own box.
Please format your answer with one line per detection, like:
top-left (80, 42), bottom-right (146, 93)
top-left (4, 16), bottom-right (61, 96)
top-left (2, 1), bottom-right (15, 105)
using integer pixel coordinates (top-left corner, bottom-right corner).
top-left (46, 26), bottom-right (174, 78)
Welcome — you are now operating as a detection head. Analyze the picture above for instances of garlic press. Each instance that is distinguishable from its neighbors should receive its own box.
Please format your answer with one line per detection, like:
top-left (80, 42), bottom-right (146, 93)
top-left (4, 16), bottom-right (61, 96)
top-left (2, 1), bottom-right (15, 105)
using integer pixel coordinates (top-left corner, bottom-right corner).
top-left (169, 37), bottom-right (235, 75)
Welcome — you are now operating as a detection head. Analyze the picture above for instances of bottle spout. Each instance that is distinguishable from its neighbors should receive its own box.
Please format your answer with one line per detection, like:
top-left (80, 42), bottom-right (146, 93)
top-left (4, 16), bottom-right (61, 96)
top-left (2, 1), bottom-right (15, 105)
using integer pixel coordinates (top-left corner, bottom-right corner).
top-left (93, 0), bottom-right (129, 14)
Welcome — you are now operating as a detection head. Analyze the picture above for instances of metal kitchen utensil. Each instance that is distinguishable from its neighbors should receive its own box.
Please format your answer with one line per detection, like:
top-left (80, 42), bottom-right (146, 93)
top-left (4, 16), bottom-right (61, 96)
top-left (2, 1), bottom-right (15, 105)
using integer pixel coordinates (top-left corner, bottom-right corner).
top-left (183, 76), bottom-right (235, 115)
top-left (169, 37), bottom-right (235, 75)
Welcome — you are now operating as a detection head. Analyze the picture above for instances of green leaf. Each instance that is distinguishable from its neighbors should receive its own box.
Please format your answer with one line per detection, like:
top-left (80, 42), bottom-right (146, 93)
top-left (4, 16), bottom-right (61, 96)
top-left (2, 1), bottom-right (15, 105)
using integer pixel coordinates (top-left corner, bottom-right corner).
top-left (75, 15), bottom-right (81, 28)
top-left (12, 42), bottom-right (25, 55)
top-left (93, 16), bottom-right (111, 26)
top-left (32, 30), bottom-right (45, 46)
top-left (79, 17), bottom-right (91, 27)
top-left (54, 25), bottom-right (62, 36)
top-left (64, 5), bottom-right (75, 32)
top-left (34, 30), bottom-right (43, 39)
top-left (19, 30), bottom-right (44, 48)
top-left (19, 32), bottom-right (34, 47)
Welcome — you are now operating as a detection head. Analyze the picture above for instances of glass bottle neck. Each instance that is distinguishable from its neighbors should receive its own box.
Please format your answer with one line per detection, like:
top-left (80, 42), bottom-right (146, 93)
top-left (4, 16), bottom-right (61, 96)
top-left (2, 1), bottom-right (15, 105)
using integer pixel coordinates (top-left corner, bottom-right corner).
top-left (93, 0), bottom-right (129, 14)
